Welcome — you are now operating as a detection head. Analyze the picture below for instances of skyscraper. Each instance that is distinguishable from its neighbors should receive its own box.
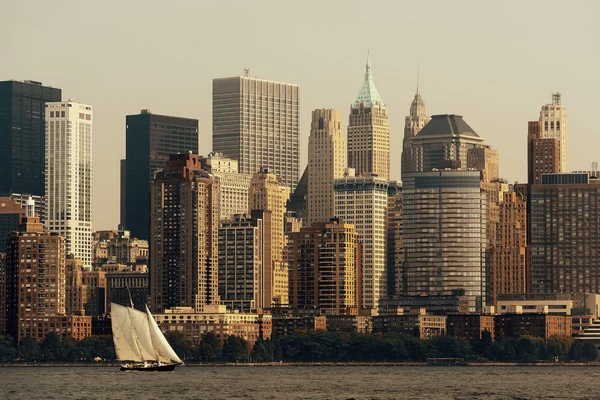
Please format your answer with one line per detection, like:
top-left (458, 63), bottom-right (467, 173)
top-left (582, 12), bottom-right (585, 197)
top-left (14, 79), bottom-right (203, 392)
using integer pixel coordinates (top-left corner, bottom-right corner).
top-left (527, 120), bottom-right (559, 185)
top-left (530, 173), bottom-right (600, 294)
top-left (403, 170), bottom-right (489, 313)
top-left (289, 218), bottom-right (360, 315)
top-left (212, 76), bottom-right (300, 190)
top-left (122, 110), bottom-right (198, 240)
top-left (334, 169), bottom-right (388, 311)
top-left (307, 109), bottom-right (346, 227)
top-left (0, 197), bottom-right (25, 253)
top-left (467, 146), bottom-right (500, 182)
top-left (218, 213), bottom-right (264, 312)
top-left (538, 93), bottom-right (568, 172)
top-left (249, 170), bottom-right (290, 306)
top-left (45, 100), bottom-right (93, 267)
top-left (490, 187), bottom-right (527, 306)
top-left (347, 54), bottom-right (390, 180)
top-left (407, 114), bottom-right (486, 173)
top-left (0, 80), bottom-right (61, 197)
top-left (5, 210), bottom-right (67, 342)
top-left (150, 153), bottom-right (219, 312)
top-left (386, 181), bottom-right (403, 297)
top-left (401, 87), bottom-right (430, 181)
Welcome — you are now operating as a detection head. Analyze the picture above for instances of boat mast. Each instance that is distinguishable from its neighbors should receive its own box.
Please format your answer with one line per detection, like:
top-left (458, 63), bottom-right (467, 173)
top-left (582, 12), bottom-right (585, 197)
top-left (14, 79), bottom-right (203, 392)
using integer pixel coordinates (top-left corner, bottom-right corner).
top-left (127, 285), bottom-right (134, 309)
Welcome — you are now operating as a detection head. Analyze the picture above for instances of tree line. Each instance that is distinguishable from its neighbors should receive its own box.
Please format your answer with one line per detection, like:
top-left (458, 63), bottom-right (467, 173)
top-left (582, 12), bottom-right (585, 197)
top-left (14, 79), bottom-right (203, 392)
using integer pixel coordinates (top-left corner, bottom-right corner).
top-left (0, 331), bottom-right (597, 363)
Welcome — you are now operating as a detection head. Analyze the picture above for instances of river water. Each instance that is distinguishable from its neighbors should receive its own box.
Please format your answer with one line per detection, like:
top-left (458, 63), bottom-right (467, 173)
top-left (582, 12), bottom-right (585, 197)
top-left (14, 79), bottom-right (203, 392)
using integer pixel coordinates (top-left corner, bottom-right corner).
top-left (0, 365), bottom-right (597, 399)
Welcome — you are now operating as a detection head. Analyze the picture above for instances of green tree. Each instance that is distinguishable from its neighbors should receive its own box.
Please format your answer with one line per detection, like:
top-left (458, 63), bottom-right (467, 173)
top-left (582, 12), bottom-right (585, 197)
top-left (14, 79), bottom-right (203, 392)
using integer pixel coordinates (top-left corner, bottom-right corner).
top-left (0, 336), bottom-right (17, 362)
top-left (568, 341), bottom-right (583, 361)
top-left (222, 336), bottom-right (248, 362)
top-left (40, 333), bottom-right (65, 361)
top-left (164, 331), bottom-right (193, 361)
top-left (581, 342), bottom-right (598, 362)
top-left (197, 332), bottom-right (221, 362)
top-left (19, 337), bottom-right (39, 361)
top-left (251, 338), bottom-right (273, 362)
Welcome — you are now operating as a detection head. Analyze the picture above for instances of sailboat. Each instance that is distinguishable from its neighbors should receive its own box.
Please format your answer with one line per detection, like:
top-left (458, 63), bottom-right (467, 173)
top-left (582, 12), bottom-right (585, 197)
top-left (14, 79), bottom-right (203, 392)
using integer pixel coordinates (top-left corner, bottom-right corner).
top-left (110, 303), bottom-right (184, 371)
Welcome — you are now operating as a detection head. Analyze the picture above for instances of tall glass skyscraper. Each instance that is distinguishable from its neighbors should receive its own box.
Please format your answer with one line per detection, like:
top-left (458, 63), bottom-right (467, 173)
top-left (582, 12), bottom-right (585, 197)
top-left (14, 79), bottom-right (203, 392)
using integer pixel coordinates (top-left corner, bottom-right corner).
top-left (0, 80), bottom-right (61, 196)
top-left (403, 170), bottom-right (488, 313)
top-left (121, 109), bottom-right (198, 240)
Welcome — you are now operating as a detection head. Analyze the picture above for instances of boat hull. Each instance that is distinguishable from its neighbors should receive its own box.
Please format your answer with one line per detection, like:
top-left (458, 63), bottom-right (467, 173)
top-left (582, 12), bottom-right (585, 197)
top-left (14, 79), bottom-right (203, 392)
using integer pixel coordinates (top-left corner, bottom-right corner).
top-left (120, 363), bottom-right (177, 372)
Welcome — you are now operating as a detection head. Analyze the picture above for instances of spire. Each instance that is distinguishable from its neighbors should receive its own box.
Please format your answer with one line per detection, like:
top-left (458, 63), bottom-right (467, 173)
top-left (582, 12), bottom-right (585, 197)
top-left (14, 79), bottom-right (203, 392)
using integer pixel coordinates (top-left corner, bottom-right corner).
top-left (416, 62), bottom-right (420, 93)
top-left (353, 51), bottom-right (385, 109)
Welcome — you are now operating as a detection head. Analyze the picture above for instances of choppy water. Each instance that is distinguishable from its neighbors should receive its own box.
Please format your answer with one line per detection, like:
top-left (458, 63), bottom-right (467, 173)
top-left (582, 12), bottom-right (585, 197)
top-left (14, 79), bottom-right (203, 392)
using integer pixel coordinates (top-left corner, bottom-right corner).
top-left (0, 365), bottom-right (598, 399)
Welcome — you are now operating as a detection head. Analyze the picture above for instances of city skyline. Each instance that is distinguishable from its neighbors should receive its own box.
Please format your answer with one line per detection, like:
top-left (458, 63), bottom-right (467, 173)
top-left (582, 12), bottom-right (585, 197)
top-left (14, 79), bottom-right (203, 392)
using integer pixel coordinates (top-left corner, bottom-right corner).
top-left (2, 1), bottom-right (599, 232)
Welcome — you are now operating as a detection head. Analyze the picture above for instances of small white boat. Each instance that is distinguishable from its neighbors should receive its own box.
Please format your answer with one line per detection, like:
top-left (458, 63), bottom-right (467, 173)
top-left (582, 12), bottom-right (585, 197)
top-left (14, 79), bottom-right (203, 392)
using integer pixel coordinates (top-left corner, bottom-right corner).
top-left (110, 303), bottom-right (183, 371)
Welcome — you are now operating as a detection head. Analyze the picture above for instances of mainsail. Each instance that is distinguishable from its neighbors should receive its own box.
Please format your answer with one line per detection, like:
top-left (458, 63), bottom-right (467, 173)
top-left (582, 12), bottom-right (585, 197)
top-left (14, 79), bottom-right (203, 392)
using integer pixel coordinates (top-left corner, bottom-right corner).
top-left (146, 306), bottom-right (183, 364)
top-left (110, 303), bottom-right (182, 365)
top-left (111, 303), bottom-right (144, 362)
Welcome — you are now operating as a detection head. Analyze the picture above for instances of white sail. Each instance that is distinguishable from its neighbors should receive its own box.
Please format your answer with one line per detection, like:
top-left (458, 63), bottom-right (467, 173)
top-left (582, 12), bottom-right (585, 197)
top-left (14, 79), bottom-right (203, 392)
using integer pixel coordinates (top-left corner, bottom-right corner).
top-left (127, 307), bottom-right (157, 362)
top-left (111, 303), bottom-right (144, 362)
top-left (146, 306), bottom-right (183, 364)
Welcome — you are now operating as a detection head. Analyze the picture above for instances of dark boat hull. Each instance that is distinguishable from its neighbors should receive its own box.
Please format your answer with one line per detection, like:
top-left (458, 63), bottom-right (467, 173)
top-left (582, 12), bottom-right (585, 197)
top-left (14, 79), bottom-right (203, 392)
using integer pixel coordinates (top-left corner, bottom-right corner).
top-left (120, 364), bottom-right (177, 372)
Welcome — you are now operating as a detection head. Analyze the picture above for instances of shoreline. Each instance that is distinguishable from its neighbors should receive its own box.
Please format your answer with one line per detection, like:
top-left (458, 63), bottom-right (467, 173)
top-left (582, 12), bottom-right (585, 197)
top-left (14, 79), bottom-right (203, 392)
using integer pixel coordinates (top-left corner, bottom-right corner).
top-left (1, 361), bottom-right (599, 368)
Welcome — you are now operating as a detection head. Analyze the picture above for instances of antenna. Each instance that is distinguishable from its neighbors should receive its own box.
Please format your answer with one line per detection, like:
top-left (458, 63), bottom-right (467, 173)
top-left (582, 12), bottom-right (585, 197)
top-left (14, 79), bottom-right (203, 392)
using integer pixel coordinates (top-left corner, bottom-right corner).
top-left (417, 62), bottom-right (420, 92)
top-left (592, 162), bottom-right (598, 175)
top-left (244, 67), bottom-right (250, 77)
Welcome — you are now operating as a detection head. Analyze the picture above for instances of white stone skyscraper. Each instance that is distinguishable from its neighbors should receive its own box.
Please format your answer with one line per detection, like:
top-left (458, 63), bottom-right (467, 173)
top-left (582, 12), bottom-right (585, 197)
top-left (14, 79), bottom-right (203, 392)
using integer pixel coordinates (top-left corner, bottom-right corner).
top-left (347, 54), bottom-right (390, 180)
top-left (45, 100), bottom-right (93, 267)
top-left (334, 168), bottom-right (388, 312)
top-left (307, 109), bottom-right (346, 227)
top-left (539, 93), bottom-right (568, 172)
top-left (401, 86), bottom-right (430, 181)
top-left (212, 76), bottom-right (300, 190)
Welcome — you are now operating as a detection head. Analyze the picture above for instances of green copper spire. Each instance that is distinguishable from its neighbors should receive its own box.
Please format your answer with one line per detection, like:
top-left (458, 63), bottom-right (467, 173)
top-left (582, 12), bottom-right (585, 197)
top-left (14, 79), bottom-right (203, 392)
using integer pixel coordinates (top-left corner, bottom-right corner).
top-left (353, 51), bottom-right (385, 109)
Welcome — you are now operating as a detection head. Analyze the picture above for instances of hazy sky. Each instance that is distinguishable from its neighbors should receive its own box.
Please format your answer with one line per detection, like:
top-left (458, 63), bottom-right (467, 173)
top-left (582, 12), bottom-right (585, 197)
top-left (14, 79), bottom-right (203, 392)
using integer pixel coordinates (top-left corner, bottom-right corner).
top-left (2, 1), bottom-right (599, 230)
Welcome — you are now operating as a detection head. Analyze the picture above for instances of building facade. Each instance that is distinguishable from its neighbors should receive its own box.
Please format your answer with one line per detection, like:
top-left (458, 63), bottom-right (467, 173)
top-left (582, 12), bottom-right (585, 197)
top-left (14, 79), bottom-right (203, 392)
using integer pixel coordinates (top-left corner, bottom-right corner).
top-left (0, 197), bottom-right (25, 253)
top-left (334, 170), bottom-right (388, 311)
top-left (467, 146), bottom-right (499, 182)
top-left (347, 54), bottom-right (389, 180)
top-left (527, 120), bottom-right (559, 185)
top-left (122, 110), bottom-right (199, 240)
top-left (403, 170), bottom-right (489, 313)
top-left (150, 153), bottom-right (219, 312)
top-left (4, 214), bottom-right (68, 342)
top-left (201, 153), bottom-right (252, 221)
top-left (92, 229), bottom-right (148, 269)
top-left (212, 76), bottom-right (300, 190)
top-left (249, 170), bottom-right (290, 306)
top-left (538, 93), bottom-right (568, 172)
top-left (0, 80), bottom-right (62, 197)
top-left (307, 109), bottom-right (346, 226)
top-left (218, 213), bottom-right (263, 312)
top-left (530, 173), bottom-right (600, 294)
top-left (387, 182), bottom-right (403, 297)
top-left (45, 101), bottom-right (93, 267)
top-left (289, 219), bottom-right (360, 314)
top-left (490, 189), bottom-right (527, 306)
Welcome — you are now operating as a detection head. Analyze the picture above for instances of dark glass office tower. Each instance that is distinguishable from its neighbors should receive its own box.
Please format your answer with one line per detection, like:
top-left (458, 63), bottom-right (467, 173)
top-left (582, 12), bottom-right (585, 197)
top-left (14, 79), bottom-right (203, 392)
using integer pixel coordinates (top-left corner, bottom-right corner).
top-left (0, 80), bottom-right (62, 196)
top-left (122, 109), bottom-right (198, 240)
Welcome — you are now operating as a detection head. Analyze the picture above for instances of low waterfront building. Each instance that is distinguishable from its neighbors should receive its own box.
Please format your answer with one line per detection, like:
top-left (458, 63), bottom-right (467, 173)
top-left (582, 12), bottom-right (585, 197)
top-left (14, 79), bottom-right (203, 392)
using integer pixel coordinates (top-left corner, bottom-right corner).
top-left (496, 293), bottom-right (573, 316)
top-left (152, 305), bottom-right (271, 346)
top-left (446, 314), bottom-right (495, 341)
top-left (326, 315), bottom-right (372, 334)
top-left (372, 310), bottom-right (447, 339)
top-left (494, 313), bottom-right (571, 339)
